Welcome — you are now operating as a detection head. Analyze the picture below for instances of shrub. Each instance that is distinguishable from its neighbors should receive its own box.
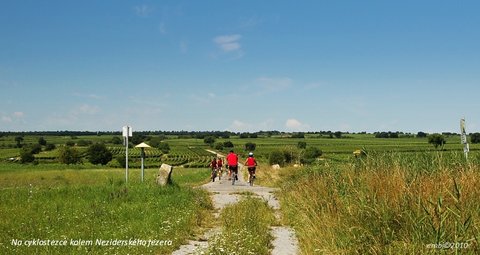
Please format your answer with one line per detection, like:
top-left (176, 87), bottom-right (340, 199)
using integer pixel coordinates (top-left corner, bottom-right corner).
top-left (111, 136), bottom-right (123, 145)
top-left (157, 142), bottom-right (170, 154)
top-left (223, 141), bottom-right (234, 148)
top-left (214, 142), bottom-right (224, 151)
top-left (77, 140), bottom-right (93, 147)
top-left (297, 141), bottom-right (307, 149)
top-left (116, 154), bottom-right (126, 168)
top-left (301, 146), bottom-right (322, 164)
top-left (203, 136), bottom-right (216, 147)
top-left (20, 148), bottom-right (35, 163)
top-left (245, 142), bottom-right (256, 152)
top-left (65, 141), bottom-right (75, 147)
top-left (428, 133), bottom-right (446, 149)
top-left (269, 150), bottom-right (285, 166)
top-left (45, 143), bottom-right (56, 151)
top-left (38, 137), bottom-right (47, 146)
top-left (471, 133), bottom-right (480, 144)
top-left (58, 146), bottom-right (81, 164)
top-left (87, 143), bottom-right (113, 165)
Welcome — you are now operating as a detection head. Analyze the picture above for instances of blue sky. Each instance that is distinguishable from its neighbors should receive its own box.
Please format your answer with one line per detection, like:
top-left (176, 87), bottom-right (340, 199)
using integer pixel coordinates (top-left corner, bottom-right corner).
top-left (1, 0), bottom-right (479, 133)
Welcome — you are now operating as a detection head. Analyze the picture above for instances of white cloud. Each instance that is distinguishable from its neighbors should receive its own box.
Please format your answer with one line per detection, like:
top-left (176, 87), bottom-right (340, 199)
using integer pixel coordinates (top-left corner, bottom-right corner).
top-left (255, 77), bottom-right (292, 92)
top-left (285, 118), bottom-right (310, 131)
top-left (213, 34), bottom-right (242, 52)
top-left (1, 116), bottom-right (12, 123)
top-left (74, 104), bottom-right (99, 115)
top-left (134, 5), bottom-right (153, 17)
top-left (13, 112), bottom-right (24, 118)
top-left (228, 120), bottom-right (252, 132)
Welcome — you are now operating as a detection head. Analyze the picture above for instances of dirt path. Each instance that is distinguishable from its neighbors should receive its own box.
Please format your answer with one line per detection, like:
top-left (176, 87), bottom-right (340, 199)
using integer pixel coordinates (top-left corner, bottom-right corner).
top-left (172, 151), bottom-right (299, 255)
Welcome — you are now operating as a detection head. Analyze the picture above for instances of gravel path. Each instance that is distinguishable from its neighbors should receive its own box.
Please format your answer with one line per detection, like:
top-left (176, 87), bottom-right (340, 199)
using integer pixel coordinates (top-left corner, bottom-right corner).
top-left (172, 151), bottom-right (299, 255)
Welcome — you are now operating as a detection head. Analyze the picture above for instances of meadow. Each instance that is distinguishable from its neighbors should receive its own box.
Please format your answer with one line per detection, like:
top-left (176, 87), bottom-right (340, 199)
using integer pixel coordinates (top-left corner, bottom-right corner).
top-left (1, 132), bottom-right (479, 254)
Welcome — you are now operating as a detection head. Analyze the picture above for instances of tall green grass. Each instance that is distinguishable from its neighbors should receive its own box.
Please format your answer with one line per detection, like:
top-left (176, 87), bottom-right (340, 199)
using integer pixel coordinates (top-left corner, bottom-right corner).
top-left (279, 151), bottom-right (480, 254)
top-left (206, 196), bottom-right (275, 255)
top-left (0, 168), bottom-right (213, 254)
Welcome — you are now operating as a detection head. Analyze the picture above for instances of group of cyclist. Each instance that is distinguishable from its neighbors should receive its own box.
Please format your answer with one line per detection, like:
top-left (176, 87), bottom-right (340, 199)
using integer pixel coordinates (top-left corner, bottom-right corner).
top-left (210, 150), bottom-right (257, 183)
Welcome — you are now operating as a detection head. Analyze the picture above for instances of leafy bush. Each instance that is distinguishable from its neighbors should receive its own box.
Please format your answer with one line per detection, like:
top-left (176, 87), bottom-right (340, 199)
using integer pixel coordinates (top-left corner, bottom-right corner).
top-left (301, 146), bottom-right (322, 164)
top-left (58, 146), bottom-right (81, 164)
top-left (203, 136), bottom-right (215, 146)
top-left (269, 150), bottom-right (285, 166)
top-left (157, 142), bottom-right (170, 154)
top-left (428, 133), bottom-right (446, 149)
top-left (87, 143), bottom-right (113, 165)
top-left (223, 141), bottom-right (234, 148)
top-left (38, 137), bottom-right (47, 146)
top-left (297, 141), bottom-right (307, 149)
top-left (76, 140), bottom-right (93, 147)
top-left (245, 142), bottom-right (256, 152)
top-left (45, 143), bottom-right (56, 151)
top-left (214, 142), bottom-right (224, 151)
top-left (471, 133), bottom-right (480, 144)
top-left (20, 147), bottom-right (35, 163)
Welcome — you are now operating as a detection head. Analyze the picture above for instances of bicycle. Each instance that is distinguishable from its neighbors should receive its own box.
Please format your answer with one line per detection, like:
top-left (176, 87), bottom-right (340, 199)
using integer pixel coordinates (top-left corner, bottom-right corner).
top-left (247, 167), bottom-right (256, 186)
top-left (231, 168), bottom-right (238, 185)
top-left (211, 167), bottom-right (217, 182)
top-left (216, 166), bottom-right (222, 180)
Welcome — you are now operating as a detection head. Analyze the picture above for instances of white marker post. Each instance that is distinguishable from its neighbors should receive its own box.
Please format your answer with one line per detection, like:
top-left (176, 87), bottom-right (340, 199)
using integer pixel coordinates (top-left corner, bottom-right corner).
top-left (122, 125), bottom-right (133, 183)
top-left (460, 118), bottom-right (469, 160)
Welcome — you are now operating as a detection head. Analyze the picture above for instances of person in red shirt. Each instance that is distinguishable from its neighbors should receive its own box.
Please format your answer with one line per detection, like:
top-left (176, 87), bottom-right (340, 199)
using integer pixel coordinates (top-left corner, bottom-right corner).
top-left (216, 157), bottom-right (223, 179)
top-left (226, 150), bottom-right (238, 180)
top-left (244, 152), bottom-right (257, 180)
top-left (210, 157), bottom-right (218, 182)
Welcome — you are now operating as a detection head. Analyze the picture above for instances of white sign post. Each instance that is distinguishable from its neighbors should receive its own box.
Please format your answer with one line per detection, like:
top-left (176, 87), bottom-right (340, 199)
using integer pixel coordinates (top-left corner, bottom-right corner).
top-left (460, 118), bottom-right (469, 160)
top-left (122, 126), bottom-right (133, 183)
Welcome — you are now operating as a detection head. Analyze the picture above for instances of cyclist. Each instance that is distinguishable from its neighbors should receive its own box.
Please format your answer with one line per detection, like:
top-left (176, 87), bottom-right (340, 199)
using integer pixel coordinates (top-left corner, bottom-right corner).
top-left (210, 157), bottom-right (218, 182)
top-left (216, 157), bottom-right (223, 179)
top-left (226, 150), bottom-right (238, 181)
top-left (244, 152), bottom-right (257, 181)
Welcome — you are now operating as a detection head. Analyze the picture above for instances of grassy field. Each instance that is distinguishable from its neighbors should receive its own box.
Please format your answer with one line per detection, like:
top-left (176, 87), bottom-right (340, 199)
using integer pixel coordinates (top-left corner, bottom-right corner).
top-left (0, 167), bottom-right (212, 255)
top-left (2, 133), bottom-right (480, 254)
top-left (277, 151), bottom-right (480, 254)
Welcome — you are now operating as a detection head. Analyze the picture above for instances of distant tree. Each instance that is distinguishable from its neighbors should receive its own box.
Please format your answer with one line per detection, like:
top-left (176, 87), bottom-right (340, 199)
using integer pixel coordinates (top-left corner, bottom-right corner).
top-left (29, 144), bottom-right (42, 154)
top-left (334, 131), bottom-right (342, 139)
top-left (389, 132), bottom-right (399, 138)
top-left (214, 142), bottom-right (224, 151)
top-left (38, 137), bottom-right (47, 146)
top-left (157, 142), bottom-right (170, 154)
top-left (87, 143), bottom-right (112, 165)
top-left (65, 141), bottom-right (75, 147)
top-left (131, 134), bottom-right (148, 145)
top-left (250, 133), bottom-right (258, 138)
top-left (116, 154), bottom-right (126, 168)
top-left (417, 131), bottom-right (428, 138)
top-left (245, 142), bottom-right (256, 152)
top-left (239, 133), bottom-right (249, 139)
top-left (291, 133), bottom-right (305, 138)
top-left (269, 150), bottom-right (285, 166)
top-left (223, 141), bottom-right (234, 148)
top-left (471, 133), bottom-right (480, 144)
top-left (111, 136), bottom-right (123, 145)
top-left (297, 141), bottom-right (307, 149)
top-left (428, 133), bottom-right (446, 149)
top-left (20, 147), bottom-right (35, 163)
top-left (301, 147), bottom-right (322, 164)
top-left (203, 136), bottom-right (216, 147)
top-left (45, 143), bottom-right (56, 151)
top-left (58, 146), bottom-right (81, 164)
top-left (15, 136), bottom-right (24, 148)
top-left (77, 140), bottom-right (93, 147)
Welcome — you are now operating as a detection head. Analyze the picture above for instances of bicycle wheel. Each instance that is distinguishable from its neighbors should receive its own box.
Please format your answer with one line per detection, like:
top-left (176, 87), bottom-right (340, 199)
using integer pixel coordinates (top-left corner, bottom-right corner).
top-left (212, 170), bottom-right (216, 182)
top-left (249, 175), bottom-right (254, 186)
top-left (231, 172), bottom-right (236, 185)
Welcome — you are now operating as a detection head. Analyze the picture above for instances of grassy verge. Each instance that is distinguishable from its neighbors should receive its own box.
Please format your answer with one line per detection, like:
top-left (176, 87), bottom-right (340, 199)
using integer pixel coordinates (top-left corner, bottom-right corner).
top-left (0, 167), bottom-right (213, 254)
top-left (278, 151), bottom-right (480, 254)
top-left (206, 196), bottom-right (275, 255)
